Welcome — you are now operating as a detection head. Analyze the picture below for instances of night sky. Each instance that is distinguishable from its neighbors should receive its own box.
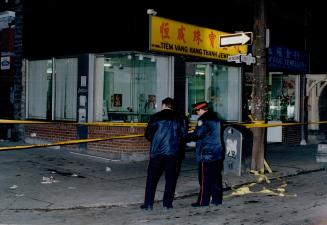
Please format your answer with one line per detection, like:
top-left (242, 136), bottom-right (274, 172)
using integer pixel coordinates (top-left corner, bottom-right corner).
top-left (20, 0), bottom-right (327, 73)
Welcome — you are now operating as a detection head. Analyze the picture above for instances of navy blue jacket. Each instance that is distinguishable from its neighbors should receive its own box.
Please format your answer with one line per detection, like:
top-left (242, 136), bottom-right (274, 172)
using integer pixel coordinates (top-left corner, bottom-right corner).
top-left (145, 109), bottom-right (187, 158)
top-left (190, 111), bottom-right (223, 162)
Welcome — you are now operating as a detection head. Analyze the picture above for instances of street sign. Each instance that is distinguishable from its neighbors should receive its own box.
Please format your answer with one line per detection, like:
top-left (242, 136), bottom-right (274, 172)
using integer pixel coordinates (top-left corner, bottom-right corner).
top-left (1, 56), bottom-right (10, 70)
top-left (220, 32), bottom-right (253, 47)
top-left (240, 53), bottom-right (256, 65)
top-left (227, 54), bottom-right (241, 63)
top-left (228, 53), bottom-right (256, 65)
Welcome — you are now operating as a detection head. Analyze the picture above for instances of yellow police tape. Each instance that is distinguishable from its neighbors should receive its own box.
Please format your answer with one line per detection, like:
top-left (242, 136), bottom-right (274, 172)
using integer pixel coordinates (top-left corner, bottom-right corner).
top-left (224, 166), bottom-right (297, 199)
top-left (0, 119), bottom-right (148, 127)
top-left (2, 118), bottom-right (327, 128)
top-left (0, 119), bottom-right (51, 124)
top-left (0, 134), bottom-right (144, 151)
top-left (1, 118), bottom-right (327, 152)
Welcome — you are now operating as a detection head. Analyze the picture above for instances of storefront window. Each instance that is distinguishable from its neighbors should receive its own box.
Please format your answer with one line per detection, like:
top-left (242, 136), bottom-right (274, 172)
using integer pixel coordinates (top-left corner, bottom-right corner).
top-left (98, 53), bottom-right (173, 122)
top-left (27, 60), bottom-right (50, 119)
top-left (187, 64), bottom-right (206, 114)
top-left (27, 58), bottom-right (78, 121)
top-left (267, 73), bottom-right (299, 121)
top-left (187, 63), bottom-right (241, 121)
top-left (54, 58), bottom-right (78, 120)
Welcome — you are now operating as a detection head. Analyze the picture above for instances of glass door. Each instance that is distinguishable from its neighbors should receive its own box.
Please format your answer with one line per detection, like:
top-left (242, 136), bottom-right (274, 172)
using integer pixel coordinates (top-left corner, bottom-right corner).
top-left (186, 63), bottom-right (211, 121)
top-left (186, 63), bottom-right (242, 122)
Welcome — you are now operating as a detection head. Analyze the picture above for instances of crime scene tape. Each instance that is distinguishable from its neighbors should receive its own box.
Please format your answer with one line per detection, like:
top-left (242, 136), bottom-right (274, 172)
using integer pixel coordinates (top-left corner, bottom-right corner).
top-left (80, 122), bottom-right (147, 127)
top-left (224, 164), bottom-right (297, 199)
top-left (0, 134), bottom-right (144, 151)
top-left (2, 118), bottom-right (327, 128)
top-left (0, 119), bottom-right (52, 124)
top-left (0, 119), bottom-right (147, 127)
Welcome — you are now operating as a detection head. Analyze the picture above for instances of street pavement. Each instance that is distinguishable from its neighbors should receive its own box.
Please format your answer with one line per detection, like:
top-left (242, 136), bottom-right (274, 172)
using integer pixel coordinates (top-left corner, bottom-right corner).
top-left (0, 141), bottom-right (325, 211)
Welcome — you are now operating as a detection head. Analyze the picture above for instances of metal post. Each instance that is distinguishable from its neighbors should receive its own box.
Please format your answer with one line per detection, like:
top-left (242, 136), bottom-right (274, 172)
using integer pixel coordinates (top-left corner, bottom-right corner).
top-left (300, 9), bottom-right (310, 145)
top-left (300, 74), bottom-right (307, 145)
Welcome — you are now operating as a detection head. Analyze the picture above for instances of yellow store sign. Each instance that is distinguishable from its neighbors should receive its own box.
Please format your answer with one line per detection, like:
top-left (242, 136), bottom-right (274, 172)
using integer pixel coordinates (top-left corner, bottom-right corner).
top-left (150, 16), bottom-right (248, 61)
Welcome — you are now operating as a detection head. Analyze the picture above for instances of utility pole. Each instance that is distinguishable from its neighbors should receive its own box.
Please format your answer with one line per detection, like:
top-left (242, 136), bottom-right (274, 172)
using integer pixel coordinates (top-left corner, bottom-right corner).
top-left (251, 0), bottom-right (267, 172)
top-left (12, 0), bottom-right (24, 141)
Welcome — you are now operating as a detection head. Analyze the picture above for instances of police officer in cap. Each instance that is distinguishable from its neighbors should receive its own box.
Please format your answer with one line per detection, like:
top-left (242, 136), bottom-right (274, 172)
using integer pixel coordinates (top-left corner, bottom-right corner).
top-left (188, 101), bottom-right (224, 207)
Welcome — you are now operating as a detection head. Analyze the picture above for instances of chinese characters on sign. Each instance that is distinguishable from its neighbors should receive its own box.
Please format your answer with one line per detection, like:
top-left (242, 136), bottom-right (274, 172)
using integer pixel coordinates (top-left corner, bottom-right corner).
top-left (177, 25), bottom-right (186, 43)
top-left (160, 22), bottom-right (170, 40)
top-left (150, 16), bottom-right (248, 61)
top-left (268, 46), bottom-right (308, 73)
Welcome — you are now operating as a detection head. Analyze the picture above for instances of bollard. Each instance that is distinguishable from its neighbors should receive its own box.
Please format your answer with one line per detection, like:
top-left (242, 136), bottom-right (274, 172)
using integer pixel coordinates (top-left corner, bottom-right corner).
top-left (316, 142), bottom-right (327, 163)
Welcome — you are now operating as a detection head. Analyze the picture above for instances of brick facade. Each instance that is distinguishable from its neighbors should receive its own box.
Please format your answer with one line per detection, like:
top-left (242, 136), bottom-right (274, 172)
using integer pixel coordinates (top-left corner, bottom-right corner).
top-left (282, 125), bottom-right (302, 145)
top-left (24, 123), bottom-right (149, 160)
top-left (87, 125), bottom-right (149, 154)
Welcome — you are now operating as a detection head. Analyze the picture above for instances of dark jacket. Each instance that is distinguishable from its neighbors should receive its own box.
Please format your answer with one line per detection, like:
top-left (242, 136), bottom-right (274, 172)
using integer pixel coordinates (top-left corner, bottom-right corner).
top-left (190, 111), bottom-right (223, 162)
top-left (145, 109), bottom-right (187, 158)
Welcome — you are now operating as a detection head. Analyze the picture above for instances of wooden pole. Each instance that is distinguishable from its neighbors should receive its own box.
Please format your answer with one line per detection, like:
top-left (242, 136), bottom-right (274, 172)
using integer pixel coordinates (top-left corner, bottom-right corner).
top-left (251, 0), bottom-right (267, 172)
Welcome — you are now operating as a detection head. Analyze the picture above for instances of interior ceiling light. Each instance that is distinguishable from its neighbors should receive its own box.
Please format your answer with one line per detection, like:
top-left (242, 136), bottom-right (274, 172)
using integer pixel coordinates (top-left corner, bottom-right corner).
top-left (104, 63), bottom-right (113, 68)
top-left (138, 54), bottom-right (143, 61)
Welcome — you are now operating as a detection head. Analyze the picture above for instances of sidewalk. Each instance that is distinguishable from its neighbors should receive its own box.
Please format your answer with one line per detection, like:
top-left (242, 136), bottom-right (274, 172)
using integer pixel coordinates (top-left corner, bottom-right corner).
top-left (0, 142), bottom-right (324, 210)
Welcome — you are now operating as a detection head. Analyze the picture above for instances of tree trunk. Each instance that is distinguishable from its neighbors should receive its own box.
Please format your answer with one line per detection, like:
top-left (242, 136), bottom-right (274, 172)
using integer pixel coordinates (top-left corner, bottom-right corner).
top-left (251, 0), bottom-right (267, 172)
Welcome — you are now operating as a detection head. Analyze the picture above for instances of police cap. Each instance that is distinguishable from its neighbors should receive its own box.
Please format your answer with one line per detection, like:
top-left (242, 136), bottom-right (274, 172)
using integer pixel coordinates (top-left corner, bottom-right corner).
top-left (192, 101), bottom-right (208, 110)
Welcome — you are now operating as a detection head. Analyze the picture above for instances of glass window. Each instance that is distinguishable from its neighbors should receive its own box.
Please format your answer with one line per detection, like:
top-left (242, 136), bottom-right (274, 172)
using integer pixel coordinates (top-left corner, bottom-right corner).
top-left (27, 60), bottom-right (50, 119)
top-left (99, 53), bottom-right (172, 122)
top-left (186, 63), bottom-right (241, 121)
top-left (267, 74), bottom-right (298, 121)
top-left (210, 65), bottom-right (241, 121)
top-left (54, 58), bottom-right (78, 121)
top-left (27, 58), bottom-right (78, 121)
top-left (187, 64), bottom-right (206, 114)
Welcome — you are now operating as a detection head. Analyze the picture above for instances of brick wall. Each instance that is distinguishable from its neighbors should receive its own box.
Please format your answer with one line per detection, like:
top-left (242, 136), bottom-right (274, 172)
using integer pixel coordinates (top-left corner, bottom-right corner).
top-left (87, 125), bottom-right (149, 154)
top-left (282, 125), bottom-right (302, 145)
top-left (24, 123), bottom-right (78, 149)
top-left (24, 123), bottom-right (149, 155)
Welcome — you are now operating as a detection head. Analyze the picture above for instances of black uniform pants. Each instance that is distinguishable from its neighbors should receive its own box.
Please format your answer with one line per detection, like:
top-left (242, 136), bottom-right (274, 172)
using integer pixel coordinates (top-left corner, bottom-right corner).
top-left (143, 155), bottom-right (178, 208)
top-left (196, 159), bottom-right (223, 206)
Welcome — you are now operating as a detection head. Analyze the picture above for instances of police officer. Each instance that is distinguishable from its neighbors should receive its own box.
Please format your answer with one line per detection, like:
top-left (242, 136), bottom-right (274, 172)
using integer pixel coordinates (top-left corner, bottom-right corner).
top-left (189, 101), bottom-right (224, 207)
top-left (140, 97), bottom-right (187, 210)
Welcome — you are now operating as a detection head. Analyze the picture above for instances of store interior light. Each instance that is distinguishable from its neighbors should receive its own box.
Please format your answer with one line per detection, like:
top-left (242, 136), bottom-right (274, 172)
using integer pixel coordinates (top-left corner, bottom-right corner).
top-left (151, 56), bottom-right (156, 62)
top-left (127, 54), bottom-right (132, 60)
top-left (195, 71), bottom-right (205, 75)
top-left (104, 58), bottom-right (113, 68)
top-left (138, 54), bottom-right (143, 61)
top-left (104, 63), bottom-right (113, 68)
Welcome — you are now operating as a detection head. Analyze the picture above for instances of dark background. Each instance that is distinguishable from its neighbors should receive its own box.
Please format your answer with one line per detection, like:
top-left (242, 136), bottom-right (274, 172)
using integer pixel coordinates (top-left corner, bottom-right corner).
top-left (1, 0), bottom-right (326, 73)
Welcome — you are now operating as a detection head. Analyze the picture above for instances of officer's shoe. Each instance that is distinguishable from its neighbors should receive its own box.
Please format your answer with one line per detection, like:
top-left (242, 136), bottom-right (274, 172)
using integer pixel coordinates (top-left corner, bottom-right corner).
top-left (140, 204), bottom-right (153, 211)
top-left (163, 206), bottom-right (173, 211)
top-left (191, 202), bottom-right (209, 207)
top-left (211, 201), bottom-right (222, 206)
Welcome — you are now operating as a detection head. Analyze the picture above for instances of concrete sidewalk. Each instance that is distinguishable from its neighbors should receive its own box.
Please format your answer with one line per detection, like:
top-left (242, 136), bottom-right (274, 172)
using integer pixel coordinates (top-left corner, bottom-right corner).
top-left (0, 142), bottom-right (324, 210)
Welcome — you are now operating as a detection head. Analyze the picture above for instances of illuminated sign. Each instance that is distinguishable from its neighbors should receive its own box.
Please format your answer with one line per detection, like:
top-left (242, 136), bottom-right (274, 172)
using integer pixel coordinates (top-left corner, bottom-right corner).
top-left (149, 16), bottom-right (248, 61)
top-left (268, 46), bottom-right (308, 73)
